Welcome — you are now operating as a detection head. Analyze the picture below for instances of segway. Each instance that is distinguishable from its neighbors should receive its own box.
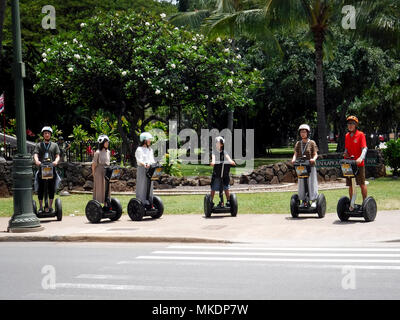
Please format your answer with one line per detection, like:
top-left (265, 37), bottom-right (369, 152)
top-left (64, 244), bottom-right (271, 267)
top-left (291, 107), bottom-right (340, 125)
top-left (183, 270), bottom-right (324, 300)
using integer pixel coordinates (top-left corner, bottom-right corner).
top-left (204, 163), bottom-right (238, 218)
top-left (337, 157), bottom-right (377, 222)
top-left (127, 163), bottom-right (164, 221)
top-left (85, 164), bottom-right (123, 223)
top-left (290, 156), bottom-right (326, 218)
top-left (33, 160), bottom-right (62, 221)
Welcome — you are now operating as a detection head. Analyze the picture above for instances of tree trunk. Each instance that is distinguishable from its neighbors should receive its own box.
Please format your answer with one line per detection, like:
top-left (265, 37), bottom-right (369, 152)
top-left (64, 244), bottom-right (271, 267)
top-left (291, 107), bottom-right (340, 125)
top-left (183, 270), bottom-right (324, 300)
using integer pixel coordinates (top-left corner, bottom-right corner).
top-left (0, 0), bottom-right (6, 54)
top-left (227, 109), bottom-right (233, 131)
top-left (314, 30), bottom-right (329, 154)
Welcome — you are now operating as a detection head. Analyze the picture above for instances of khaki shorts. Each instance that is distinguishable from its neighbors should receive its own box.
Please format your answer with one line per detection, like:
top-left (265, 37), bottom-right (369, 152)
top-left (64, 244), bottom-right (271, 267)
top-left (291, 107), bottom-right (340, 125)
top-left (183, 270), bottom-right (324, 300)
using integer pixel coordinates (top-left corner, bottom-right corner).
top-left (346, 166), bottom-right (366, 186)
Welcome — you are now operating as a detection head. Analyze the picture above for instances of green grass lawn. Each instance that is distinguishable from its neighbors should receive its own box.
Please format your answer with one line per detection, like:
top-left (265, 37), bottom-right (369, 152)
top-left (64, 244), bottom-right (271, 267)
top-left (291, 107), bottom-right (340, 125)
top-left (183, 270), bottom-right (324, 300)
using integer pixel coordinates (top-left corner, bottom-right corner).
top-left (1, 177), bottom-right (398, 217)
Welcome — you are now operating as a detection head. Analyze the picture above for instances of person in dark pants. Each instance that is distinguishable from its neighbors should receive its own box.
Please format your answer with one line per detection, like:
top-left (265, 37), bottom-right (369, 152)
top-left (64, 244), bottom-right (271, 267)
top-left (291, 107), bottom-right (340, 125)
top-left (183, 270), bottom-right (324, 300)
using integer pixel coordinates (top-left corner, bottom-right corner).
top-left (33, 126), bottom-right (60, 213)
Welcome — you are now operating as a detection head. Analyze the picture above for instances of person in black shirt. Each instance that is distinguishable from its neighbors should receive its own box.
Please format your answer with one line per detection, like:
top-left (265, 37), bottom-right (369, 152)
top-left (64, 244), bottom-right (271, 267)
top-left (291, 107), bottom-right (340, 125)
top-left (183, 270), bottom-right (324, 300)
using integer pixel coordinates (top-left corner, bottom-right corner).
top-left (210, 136), bottom-right (236, 207)
top-left (33, 126), bottom-right (60, 213)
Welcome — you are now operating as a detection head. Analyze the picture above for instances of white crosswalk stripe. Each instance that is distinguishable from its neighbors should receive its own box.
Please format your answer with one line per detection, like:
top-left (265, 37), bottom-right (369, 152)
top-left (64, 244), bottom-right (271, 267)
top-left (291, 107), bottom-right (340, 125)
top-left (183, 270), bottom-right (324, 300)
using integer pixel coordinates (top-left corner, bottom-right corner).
top-left (128, 245), bottom-right (400, 270)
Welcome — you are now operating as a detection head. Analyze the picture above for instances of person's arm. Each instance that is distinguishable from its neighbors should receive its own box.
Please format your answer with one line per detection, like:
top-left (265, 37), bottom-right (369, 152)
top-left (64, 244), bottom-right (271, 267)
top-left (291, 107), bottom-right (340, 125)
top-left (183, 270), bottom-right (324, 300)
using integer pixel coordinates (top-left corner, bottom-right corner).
top-left (310, 141), bottom-right (318, 165)
top-left (53, 154), bottom-right (60, 166)
top-left (291, 142), bottom-right (298, 164)
top-left (356, 147), bottom-right (368, 165)
top-left (356, 133), bottom-right (368, 165)
top-left (210, 153), bottom-right (215, 167)
top-left (33, 153), bottom-right (41, 166)
top-left (225, 153), bottom-right (236, 166)
top-left (92, 152), bottom-right (98, 176)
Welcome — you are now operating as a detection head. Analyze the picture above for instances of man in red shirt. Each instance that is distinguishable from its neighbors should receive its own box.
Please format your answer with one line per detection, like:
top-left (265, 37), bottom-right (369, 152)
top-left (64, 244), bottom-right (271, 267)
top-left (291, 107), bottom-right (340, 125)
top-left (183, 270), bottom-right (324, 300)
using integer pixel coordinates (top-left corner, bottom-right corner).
top-left (344, 115), bottom-right (368, 204)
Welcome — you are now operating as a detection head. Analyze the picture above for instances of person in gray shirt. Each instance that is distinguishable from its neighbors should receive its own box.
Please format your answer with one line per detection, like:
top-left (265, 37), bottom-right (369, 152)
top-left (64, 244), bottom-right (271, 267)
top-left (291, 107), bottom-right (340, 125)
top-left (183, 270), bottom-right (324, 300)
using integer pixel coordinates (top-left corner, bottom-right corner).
top-left (33, 126), bottom-right (60, 213)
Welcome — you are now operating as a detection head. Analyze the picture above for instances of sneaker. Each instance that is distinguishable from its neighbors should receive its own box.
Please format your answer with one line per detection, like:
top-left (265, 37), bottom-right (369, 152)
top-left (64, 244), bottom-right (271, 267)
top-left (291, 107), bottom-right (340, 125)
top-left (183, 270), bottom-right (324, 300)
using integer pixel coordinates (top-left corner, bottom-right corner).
top-left (311, 202), bottom-right (317, 209)
top-left (226, 201), bottom-right (231, 207)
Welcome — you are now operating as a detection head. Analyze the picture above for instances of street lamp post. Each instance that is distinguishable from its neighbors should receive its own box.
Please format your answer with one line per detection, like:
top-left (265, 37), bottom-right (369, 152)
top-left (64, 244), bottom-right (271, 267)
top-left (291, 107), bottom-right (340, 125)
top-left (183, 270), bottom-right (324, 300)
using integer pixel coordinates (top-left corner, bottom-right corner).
top-left (7, 0), bottom-right (43, 232)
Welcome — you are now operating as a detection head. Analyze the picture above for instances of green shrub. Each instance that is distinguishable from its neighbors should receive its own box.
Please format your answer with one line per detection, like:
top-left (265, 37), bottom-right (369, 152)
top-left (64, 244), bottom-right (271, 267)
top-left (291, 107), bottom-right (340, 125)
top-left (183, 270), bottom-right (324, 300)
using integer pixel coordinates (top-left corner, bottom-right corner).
top-left (382, 139), bottom-right (400, 175)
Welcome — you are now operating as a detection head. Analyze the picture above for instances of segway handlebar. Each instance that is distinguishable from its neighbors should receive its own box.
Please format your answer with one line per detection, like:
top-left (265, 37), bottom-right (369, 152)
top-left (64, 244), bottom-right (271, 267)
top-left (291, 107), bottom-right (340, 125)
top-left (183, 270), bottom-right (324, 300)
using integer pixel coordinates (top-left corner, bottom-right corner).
top-left (146, 162), bottom-right (163, 180)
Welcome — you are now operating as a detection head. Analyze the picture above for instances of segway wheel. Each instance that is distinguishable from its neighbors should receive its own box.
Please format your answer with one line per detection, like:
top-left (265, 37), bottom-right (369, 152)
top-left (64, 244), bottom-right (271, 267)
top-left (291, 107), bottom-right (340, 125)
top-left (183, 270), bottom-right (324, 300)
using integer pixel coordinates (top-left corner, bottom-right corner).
top-left (109, 198), bottom-right (123, 221)
top-left (127, 198), bottom-right (145, 221)
top-left (337, 196), bottom-right (350, 221)
top-left (32, 200), bottom-right (38, 216)
top-left (290, 194), bottom-right (299, 218)
top-left (55, 198), bottom-right (62, 221)
top-left (230, 193), bottom-right (238, 217)
top-left (151, 196), bottom-right (164, 219)
top-left (316, 193), bottom-right (326, 218)
top-left (204, 194), bottom-right (212, 218)
top-left (362, 197), bottom-right (377, 222)
top-left (85, 200), bottom-right (103, 223)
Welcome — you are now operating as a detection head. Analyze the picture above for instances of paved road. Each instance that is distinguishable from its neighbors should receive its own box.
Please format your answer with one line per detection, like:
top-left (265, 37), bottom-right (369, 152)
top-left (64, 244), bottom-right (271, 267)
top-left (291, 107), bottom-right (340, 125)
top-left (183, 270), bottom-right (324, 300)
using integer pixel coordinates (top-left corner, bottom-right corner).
top-left (1, 242), bottom-right (399, 300)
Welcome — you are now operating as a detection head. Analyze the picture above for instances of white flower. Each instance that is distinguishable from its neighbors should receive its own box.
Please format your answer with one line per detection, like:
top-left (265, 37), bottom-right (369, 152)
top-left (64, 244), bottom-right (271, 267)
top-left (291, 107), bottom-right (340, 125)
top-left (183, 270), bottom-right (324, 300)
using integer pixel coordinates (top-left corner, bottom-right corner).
top-left (236, 54), bottom-right (241, 59)
top-left (184, 86), bottom-right (189, 91)
top-left (192, 46), bottom-right (197, 50)
top-left (171, 93), bottom-right (174, 97)
top-left (74, 54), bottom-right (81, 60)
top-left (121, 71), bottom-right (127, 76)
top-left (227, 79), bottom-right (233, 86)
top-left (160, 13), bottom-right (166, 19)
top-left (174, 27), bottom-right (179, 31)
top-left (148, 81), bottom-right (152, 85)
top-left (47, 48), bottom-right (51, 52)
top-left (205, 95), bottom-right (208, 99)
top-left (171, 63), bottom-right (176, 69)
top-left (42, 53), bottom-right (47, 58)
top-left (254, 68), bottom-right (258, 71)
top-left (87, 55), bottom-right (92, 60)
top-left (63, 42), bottom-right (68, 45)
top-left (108, 59), bottom-right (113, 65)
top-left (155, 89), bottom-right (161, 95)
top-left (73, 38), bottom-right (78, 44)
top-left (145, 22), bottom-right (150, 26)
top-left (224, 48), bottom-right (229, 53)
top-left (228, 38), bottom-right (232, 43)
top-left (238, 80), bottom-right (243, 85)
top-left (216, 37), bottom-right (221, 43)
top-left (224, 59), bottom-right (228, 64)
top-left (68, 67), bottom-right (74, 72)
top-left (230, 71), bottom-right (234, 75)
top-left (79, 44), bottom-right (83, 48)
top-left (165, 79), bottom-right (171, 84)
top-left (42, 58), bottom-right (47, 63)
top-left (80, 23), bottom-right (86, 28)
top-left (135, 69), bottom-right (139, 72)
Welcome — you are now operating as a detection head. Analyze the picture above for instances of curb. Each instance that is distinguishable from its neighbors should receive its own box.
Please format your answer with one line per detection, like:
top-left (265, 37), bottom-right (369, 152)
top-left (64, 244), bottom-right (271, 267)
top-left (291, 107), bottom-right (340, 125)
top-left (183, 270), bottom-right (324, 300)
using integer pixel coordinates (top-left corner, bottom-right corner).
top-left (0, 235), bottom-right (233, 244)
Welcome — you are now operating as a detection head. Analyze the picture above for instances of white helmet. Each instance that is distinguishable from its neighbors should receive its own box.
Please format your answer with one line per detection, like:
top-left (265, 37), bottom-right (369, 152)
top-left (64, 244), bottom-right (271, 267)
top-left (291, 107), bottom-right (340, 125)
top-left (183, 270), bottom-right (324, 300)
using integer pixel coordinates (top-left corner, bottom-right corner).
top-left (298, 124), bottom-right (311, 132)
top-left (41, 126), bottom-right (53, 134)
top-left (140, 132), bottom-right (153, 143)
top-left (215, 136), bottom-right (225, 144)
top-left (97, 134), bottom-right (109, 144)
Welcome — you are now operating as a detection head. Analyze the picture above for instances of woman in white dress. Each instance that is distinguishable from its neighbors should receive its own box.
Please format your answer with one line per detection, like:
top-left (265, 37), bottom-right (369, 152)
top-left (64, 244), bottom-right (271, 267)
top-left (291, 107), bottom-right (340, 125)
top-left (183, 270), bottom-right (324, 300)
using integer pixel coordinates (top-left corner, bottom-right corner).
top-left (135, 132), bottom-right (156, 206)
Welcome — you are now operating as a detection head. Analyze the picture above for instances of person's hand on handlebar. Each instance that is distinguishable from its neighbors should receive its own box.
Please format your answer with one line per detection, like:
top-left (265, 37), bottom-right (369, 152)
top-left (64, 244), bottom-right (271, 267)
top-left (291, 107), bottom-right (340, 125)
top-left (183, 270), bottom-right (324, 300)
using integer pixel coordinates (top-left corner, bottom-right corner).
top-left (356, 157), bottom-right (362, 165)
top-left (230, 160), bottom-right (236, 166)
top-left (309, 159), bottom-right (315, 165)
top-left (144, 163), bottom-right (150, 169)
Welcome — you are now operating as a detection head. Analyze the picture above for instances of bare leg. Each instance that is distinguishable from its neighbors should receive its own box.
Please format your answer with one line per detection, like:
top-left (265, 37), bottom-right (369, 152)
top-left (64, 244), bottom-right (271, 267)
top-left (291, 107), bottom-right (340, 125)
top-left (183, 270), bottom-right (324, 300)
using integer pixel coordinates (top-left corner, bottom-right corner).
top-left (39, 200), bottom-right (43, 210)
top-left (360, 184), bottom-right (368, 201)
top-left (49, 199), bottom-right (53, 211)
top-left (210, 191), bottom-right (215, 201)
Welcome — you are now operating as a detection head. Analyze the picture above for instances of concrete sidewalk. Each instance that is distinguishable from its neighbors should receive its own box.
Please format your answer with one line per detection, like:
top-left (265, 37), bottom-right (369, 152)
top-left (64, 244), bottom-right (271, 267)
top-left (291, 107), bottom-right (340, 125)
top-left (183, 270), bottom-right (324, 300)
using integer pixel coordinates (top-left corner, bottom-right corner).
top-left (1, 211), bottom-right (399, 245)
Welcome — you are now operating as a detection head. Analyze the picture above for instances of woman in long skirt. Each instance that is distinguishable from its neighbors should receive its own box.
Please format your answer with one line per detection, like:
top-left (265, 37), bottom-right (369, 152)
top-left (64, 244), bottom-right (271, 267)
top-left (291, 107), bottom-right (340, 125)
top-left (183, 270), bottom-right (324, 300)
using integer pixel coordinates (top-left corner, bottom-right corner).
top-left (92, 135), bottom-right (110, 206)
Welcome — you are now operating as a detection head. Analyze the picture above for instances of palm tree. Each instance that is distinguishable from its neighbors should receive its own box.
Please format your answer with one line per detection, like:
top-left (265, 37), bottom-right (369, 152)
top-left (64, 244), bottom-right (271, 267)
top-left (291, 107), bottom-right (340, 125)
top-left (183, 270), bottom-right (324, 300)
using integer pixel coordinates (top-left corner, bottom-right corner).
top-left (0, 0), bottom-right (6, 54)
top-left (199, 0), bottom-right (400, 153)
